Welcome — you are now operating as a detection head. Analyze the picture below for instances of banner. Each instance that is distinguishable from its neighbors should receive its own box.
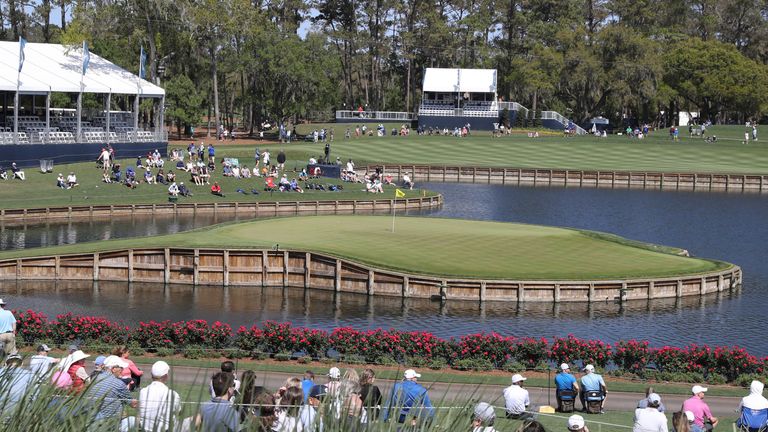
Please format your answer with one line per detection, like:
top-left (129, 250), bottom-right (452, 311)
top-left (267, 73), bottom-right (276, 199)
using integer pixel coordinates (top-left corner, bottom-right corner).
top-left (139, 46), bottom-right (147, 80)
top-left (82, 41), bottom-right (90, 75)
top-left (18, 37), bottom-right (26, 73)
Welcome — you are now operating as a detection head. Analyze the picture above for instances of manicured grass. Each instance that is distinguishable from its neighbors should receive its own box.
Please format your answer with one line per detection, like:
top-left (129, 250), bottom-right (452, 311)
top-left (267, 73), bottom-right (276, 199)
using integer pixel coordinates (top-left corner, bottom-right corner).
top-left (0, 216), bottom-right (730, 280)
top-left (214, 124), bottom-right (768, 174)
top-left (0, 156), bottom-right (428, 210)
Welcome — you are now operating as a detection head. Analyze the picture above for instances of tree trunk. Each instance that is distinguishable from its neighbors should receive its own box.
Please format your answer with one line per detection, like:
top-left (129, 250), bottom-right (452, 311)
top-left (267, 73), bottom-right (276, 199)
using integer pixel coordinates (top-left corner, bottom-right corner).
top-left (210, 46), bottom-right (220, 139)
top-left (60, 0), bottom-right (66, 32)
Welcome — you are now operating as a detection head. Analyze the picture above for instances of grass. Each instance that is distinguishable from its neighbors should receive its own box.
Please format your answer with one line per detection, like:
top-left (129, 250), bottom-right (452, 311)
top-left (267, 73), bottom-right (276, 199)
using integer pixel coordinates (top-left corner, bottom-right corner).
top-left (208, 124), bottom-right (768, 175)
top-left (0, 215), bottom-right (731, 280)
top-left (0, 155), bottom-right (429, 210)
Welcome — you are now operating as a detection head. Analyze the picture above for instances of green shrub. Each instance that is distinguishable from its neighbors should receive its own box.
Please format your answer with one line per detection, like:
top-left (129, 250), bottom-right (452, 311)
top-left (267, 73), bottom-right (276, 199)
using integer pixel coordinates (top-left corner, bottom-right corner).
top-left (184, 345), bottom-right (205, 359)
top-left (156, 347), bottom-right (175, 357)
top-left (452, 358), bottom-right (494, 371)
top-left (343, 354), bottom-right (366, 365)
top-left (428, 358), bottom-right (447, 370)
top-left (320, 357), bottom-right (335, 364)
top-left (298, 356), bottom-right (312, 364)
top-left (734, 374), bottom-right (768, 388)
top-left (224, 349), bottom-right (248, 359)
top-left (706, 373), bottom-right (727, 385)
top-left (502, 360), bottom-right (526, 373)
top-left (250, 351), bottom-right (268, 361)
top-left (533, 361), bottom-right (550, 372)
top-left (127, 343), bottom-right (146, 357)
top-left (275, 352), bottom-right (292, 362)
top-left (404, 356), bottom-right (427, 368)
top-left (375, 356), bottom-right (399, 366)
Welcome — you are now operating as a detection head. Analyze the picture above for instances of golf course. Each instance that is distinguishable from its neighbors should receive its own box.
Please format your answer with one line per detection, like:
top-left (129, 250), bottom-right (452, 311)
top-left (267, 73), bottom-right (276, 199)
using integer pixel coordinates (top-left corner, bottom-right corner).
top-left (0, 215), bottom-right (732, 280)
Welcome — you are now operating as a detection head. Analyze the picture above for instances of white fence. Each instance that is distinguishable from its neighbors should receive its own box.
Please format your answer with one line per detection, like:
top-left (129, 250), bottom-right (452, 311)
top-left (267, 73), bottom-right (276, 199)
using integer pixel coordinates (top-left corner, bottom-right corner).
top-left (0, 130), bottom-right (167, 145)
top-left (335, 110), bottom-right (416, 121)
top-left (541, 111), bottom-right (588, 135)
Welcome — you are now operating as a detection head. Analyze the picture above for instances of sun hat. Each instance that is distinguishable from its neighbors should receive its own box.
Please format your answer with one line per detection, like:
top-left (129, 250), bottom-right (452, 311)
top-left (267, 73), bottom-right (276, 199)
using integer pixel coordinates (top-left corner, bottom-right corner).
top-left (511, 373), bottom-right (527, 383)
top-left (692, 385), bottom-right (708, 394)
top-left (647, 393), bottom-right (661, 404)
top-left (70, 350), bottom-right (90, 363)
top-left (584, 364), bottom-right (595, 372)
top-left (103, 355), bottom-right (128, 369)
top-left (474, 402), bottom-right (496, 423)
top-left (151, 361), bottom-right (170, 377)
top-left (561, 363), bottom-right (570, 371)
top-left (37, 344), bottom-right (51, 352)
top-left (568, 415), bottom-right (586, 430)
top-left (404, 369), bottom-right (421, 379)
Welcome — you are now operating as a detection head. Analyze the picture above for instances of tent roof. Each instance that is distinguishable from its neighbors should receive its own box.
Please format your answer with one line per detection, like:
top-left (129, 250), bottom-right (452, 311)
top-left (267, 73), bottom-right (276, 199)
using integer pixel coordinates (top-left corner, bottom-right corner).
top-left (423, 68), bottom-right (497, 93)
top-left (0, 42), bottom-right (164, 97)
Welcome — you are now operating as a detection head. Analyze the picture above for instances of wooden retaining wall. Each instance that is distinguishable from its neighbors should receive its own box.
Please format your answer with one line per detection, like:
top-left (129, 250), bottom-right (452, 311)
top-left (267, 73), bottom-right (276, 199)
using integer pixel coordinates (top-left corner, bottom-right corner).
top-left (369, 165), bottom-right (768, 192)
top-left (0, 248), bottom-right (742, 303)
top-left (0, 196), bottom-right (442, 223)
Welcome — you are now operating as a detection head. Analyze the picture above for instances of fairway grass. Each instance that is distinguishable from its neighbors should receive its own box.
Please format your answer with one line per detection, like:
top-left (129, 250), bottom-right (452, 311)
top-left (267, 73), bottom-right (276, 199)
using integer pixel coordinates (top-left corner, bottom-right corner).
top-left (0, 216), bottom-right (730, 280)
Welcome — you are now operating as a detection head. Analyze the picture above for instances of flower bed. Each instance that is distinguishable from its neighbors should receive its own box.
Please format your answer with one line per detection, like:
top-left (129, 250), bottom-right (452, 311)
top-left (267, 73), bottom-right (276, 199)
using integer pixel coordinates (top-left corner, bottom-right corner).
top-left (12, 309), bottom-right (768, 383)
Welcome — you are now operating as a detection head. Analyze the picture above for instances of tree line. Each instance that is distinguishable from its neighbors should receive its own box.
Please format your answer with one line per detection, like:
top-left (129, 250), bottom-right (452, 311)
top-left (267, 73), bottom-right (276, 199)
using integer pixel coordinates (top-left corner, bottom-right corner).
top-left (3, 0), bottom-right (768, 133)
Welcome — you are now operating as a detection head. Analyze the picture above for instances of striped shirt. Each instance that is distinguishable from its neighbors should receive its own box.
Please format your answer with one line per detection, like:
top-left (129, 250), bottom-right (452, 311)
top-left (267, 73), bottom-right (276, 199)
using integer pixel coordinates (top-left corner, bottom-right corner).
top-left (89, 371), bottom-right (132, 420)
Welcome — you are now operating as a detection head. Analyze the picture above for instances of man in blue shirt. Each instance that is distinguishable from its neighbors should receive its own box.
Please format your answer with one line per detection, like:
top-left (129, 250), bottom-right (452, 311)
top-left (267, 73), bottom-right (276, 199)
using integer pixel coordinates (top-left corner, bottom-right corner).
top-left (580, 364), bottom-right (607, 413)
top-left (0, 299), bottom-right (17, 356)
top-left (555, 363), bottom-right (580, 412)
top-left (88, 355), bottom-right (137, 430)
top-left (199, 372), bottom-right (239, 432)
top-left (383, 369), bottom-right (435, 425)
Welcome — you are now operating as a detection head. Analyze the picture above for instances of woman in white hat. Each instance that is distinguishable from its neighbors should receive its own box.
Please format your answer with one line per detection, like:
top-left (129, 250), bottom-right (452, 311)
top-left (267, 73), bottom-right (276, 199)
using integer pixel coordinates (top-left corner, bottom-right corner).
top-left (66, 350), bottom-right (91, 392)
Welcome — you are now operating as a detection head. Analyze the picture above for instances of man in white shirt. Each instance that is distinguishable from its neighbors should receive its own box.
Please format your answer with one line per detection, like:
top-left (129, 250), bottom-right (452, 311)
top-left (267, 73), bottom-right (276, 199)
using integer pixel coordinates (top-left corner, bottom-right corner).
top-left (633, 393), bottom-right (668, 432)
top-left (139, 361), bottom-right (181, 432)
top-left (740, 380), bottom-right (768, 410)
top-left (29, 344), bottom-right (59, 376)
top-left (503, 373), bottom-right (531, 419)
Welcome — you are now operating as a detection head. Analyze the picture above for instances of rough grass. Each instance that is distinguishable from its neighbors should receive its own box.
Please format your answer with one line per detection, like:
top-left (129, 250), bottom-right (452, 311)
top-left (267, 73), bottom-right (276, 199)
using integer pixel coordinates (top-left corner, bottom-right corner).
top-left (0, 216), bottom-right (730, 280)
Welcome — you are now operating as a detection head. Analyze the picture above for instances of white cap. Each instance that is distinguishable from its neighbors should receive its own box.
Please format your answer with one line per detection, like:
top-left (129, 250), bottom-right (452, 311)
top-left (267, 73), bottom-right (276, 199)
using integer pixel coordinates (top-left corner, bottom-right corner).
top-left (511, 373), bottom-right (527, 383)
top-left (474, 402), bottom-right (495, 423)
top-left (685, 411), bottom-right (695, 422)
top-left (103, 355), bottom-right (129, 369)
top-left (561, 363), bottom-right (570, 371)
top-left (584, 364), bottom-right (595, 372)
top-left (692, 385), bottom-right (708, 394)
top-left (404, 369), bottom-right (421, 379)
top-left (647, 393), bottom-right (661, 404)
top-left (328, 367), bottom-right (340, 379)
top-left (0, 299), bottom-right (6, 305)
top-left (151, 361), bottom-right (170, 377)
top-left (568, 415), bottom-right (586, 430)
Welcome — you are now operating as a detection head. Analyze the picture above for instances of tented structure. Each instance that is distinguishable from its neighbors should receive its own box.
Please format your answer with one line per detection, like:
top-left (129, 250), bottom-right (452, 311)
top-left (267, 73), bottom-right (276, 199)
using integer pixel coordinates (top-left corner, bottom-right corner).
top-left (418, 68), bottom-right (501, 130)
top-left (422, 68), bottom-right (497, 94)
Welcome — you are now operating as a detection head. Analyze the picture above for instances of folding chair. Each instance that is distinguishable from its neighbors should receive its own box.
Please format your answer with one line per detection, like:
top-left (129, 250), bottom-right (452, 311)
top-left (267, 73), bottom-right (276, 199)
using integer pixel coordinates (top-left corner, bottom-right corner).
top-left (737, 407), bottom-right (768, 432)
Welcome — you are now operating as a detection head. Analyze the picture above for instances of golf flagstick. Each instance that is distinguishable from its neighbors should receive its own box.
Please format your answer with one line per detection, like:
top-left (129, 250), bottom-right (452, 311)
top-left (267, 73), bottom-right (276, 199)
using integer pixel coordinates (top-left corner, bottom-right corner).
top-left (392, 188), bottom-right (405, 232)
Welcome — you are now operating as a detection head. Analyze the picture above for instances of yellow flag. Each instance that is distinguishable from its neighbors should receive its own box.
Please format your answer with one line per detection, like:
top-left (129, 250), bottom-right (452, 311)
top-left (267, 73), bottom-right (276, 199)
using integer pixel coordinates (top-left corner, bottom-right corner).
top-left (395, 189), bottom-right (405, 198)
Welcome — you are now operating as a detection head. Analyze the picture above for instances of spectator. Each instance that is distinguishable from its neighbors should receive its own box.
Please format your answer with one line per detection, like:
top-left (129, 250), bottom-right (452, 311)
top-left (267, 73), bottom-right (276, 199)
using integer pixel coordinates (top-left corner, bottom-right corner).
top-left (638, 387), bottom-right (666, 412)
top-left (301, 370), bottom-right (315, 402)
top-left (402, 173), bottom-right (414, 190)
top-left (211, 182), bottom-right (224, 197)
top-left (682, 385), bottom-right (718, 432)
top-left (633, 393), bottom-right (668, 432)
top-left (359, 368), bottom-right (383, 420)
top-left (89, 355), bottom-right (106, 380)
top-left (672, 411), bottom-right (694, 432)
top-left (556, 363), bottom-right (580, 412)
top-left (580, 364), bottom-right (606, 413)
top-left (112, 345), bottom-right (143, 391)
top-left (139, 360), bottom-right (182, 432)
top-left (300, 384), bottom-right (327, 431)
top-left (0, 167), bottom-right (6, 180)
top-left (66, 172), bottom-right (79, 189)
top-left (67, 350), bottom-right (91, 393)
top-left (383, 369), bottom-right (434, 424)
top-left (178, 182), bottom-right (192, 197)
top-left (0, 354), bottom-right (35, 412)
top-left (11, 163), bottom-right (24, 180)
top-left (472, 402), bottom-right (498, 432)
top-left (568, 414), bottom-right (589, 432)
top-left (254, 393), bottom-right (278, 431)
top-left (209, 361), bottom-right (241, 401)
top-left (56, 173), bottom-right (66, 189)
top-left (208, 143), bottom-right (215, 164)
top-left (739, 380), bottom-right (768, 411)
top-left (274, 386), bottom-right (303, 431)
top-left (88, 355), bottom-right (138, 430)
top-left (0, 299), bottom-right (17, 355)
top-left (199, 372), bottom-right (239, 432)
top-left (168, 182), bottom-right (179, 197)
top-left (29, 343), bottom-right (59, 377)
top-left (327, 367), bottom-right (342, 396)
top-left (237, 370), bottom-right (267, 423)
top-left (277, 150), bottom-right (286, 170)
top-left (503, 373), bottom-right (531, 419)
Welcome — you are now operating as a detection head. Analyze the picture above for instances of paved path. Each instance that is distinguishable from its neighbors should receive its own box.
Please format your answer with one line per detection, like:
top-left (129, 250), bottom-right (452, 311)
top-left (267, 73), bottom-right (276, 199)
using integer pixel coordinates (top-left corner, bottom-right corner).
top-left (138, 363), bottom-right (742, 418)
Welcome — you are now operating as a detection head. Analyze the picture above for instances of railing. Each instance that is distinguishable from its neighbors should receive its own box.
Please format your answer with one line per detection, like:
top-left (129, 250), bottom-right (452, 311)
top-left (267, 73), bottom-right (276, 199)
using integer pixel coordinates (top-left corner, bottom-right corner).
top-left (0, 129), bottom-right (168, 145)
top-left (418, 107), bottom-right (498, 118)
top-left (541, 111), bottom-right (588, 135)
top-left (497, 101), bottom-right (530, 119)
top-left (335, 110), bottom-right (416, 121)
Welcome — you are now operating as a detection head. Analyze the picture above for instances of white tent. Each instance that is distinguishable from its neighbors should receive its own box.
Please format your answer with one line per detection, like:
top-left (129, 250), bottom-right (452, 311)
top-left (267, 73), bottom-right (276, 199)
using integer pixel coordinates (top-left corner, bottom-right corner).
top-left (0, 41), bottom-right (164, 96)
top-left (422, 68), bottom-right (497, 93)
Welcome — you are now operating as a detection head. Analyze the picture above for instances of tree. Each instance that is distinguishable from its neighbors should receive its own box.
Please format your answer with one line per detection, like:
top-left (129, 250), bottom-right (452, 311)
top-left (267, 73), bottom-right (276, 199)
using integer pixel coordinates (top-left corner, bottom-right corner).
top-left (165, 74), bottom-right (204, 138)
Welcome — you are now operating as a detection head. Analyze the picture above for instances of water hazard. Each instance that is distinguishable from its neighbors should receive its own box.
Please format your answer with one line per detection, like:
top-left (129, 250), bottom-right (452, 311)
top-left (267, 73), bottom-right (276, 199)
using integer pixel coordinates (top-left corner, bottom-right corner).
top-left (2, 183), bottom-right (767, 353)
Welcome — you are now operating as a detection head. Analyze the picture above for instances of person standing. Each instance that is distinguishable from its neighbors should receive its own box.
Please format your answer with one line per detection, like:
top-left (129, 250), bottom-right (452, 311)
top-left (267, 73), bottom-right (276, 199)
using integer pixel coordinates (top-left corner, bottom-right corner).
top-left (383, 369), bottom-right (435, 425)
top-left (503, 373), bottom-right (531, 419)
top-left (208, 143), bottom-right (215, 165)
top-left (0, 299), bottom-right (17, 355)
top-left (633, 393), bottom-right (668, 432)
top-left (139, 361), bottom-right (182, 432)
top-left (682, 385), bottom-right (718, 432)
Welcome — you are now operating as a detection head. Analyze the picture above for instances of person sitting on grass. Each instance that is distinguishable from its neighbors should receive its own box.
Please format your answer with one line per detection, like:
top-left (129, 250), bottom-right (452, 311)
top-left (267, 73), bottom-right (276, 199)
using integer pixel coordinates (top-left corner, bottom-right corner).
top-left (11, 163), bottom-right (25, 180)
top-left (199, 164), bottom-right (211, 184)
top-left (156, 169), bottom-right (167, 185)
top-left (265, 176), bottom-right (277, 191)
top-left (136, 155), bottom-right (143, 169)
top-left (175, 160), bottom-right (185, 171)
top-left (56, 173), bottom-right (66, 189)
top-left (290, 178), bottom-right (304, 193)
top-left (402, 173), bottom-right (414, 190)
top-left (178, 182), bottom-right (192, 197)
top-left (211, 182), bottom-right (224, 197)
top-left (0, 167), bottom-right (7, 180)
top-left (168, 182), bottom-right (179, 197)
top-left (279, 174), bottom-right (291, 191)
top-left (144, 168), bottom-right (155, 185)
top-left (241, 165), bottom-right (251, 179)
top-left (299, 169), bottom-right (308, 181)
top-left (167, 170), bottom-right (176, 183)
top-left (191, 165), bottom-right (202, 186)
top-left (112, 163), bottom-right (122, 183)
top-left (125, 167), bottom-right (138, 189)
top-left (66, 172), bottom-right (79, 189)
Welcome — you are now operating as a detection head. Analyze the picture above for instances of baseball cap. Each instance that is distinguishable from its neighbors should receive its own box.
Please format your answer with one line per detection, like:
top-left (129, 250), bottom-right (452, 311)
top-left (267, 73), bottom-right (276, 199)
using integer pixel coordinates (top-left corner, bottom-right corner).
top-left (511, 373), bottom-right (527, 383)
top-left (68, 344), bottom-right (79, 353)
top-left (691, 385), bottom-right (708, 394)
top-left (561, 363), bottom-right (570, 371)
top-left (473, 402), bottom-right (496, 423)
top-left (37, 344), bottom-right (51, 352)
top-left (584, 364), bottom-right (595, 372)
top-left (328, 367), bottom-right (341, 379)
top-left (309, 384), bottom-right (328, 400)
top-left (568, 415), bottom-right (586, 431)
top-left (94, 356), bottom-right (106, 366)
top-left (647, 393), bottom-right (661, 404)
top-left (5, 354), bottom-right (21, 363)
top-left (151, 361), bottom-right (170, 377)
top-left (685, 411), bottom-right (695, 422)
top-left (404, 369), bottom-right (421, 379)
top-left (103, 355), bottom-right (129, 369)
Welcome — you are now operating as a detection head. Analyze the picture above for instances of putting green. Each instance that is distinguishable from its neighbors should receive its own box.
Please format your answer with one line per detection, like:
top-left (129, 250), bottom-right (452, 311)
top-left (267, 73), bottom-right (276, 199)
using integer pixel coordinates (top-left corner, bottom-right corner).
top-left (1, 216), bottom-right (731, 280)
